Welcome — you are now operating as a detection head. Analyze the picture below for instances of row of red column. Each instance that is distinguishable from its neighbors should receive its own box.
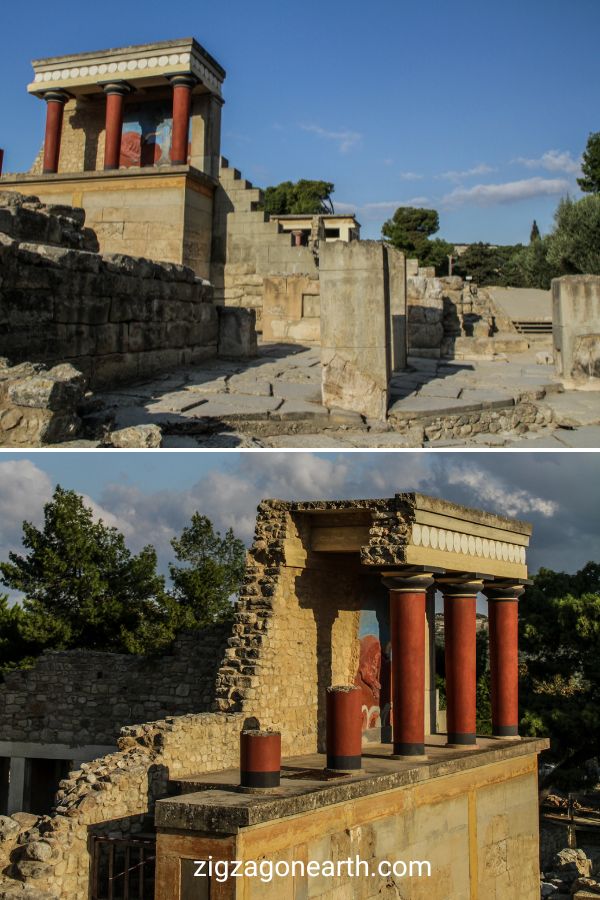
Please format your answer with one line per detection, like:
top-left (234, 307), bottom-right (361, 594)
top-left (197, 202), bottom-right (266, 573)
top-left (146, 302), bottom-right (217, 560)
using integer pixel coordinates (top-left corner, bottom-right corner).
top-left (40, 74), bottom-right (198, 175)
top-left (384, 574), bottom-right (522, 758)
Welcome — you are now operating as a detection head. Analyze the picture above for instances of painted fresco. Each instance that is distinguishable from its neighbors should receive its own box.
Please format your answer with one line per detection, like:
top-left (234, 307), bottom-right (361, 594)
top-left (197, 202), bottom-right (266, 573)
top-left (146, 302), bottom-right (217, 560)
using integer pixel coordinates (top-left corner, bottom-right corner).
top-left (118, 102), bottom-right (189, 168)
top-left (354, 607), bottom-right (391, 733)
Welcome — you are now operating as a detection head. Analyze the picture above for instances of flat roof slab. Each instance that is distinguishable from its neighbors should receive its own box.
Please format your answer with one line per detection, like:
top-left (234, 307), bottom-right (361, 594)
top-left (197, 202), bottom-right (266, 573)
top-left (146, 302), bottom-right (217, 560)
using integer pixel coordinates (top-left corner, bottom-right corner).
top-left (156, 736), bottom-right (548, 834)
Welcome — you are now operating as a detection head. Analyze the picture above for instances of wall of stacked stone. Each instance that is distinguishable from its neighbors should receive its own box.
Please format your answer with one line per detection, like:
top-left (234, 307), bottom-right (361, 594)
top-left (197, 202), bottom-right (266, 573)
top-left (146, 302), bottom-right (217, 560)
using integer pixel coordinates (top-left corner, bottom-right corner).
top-left (390, 398), bottom-right (554, 442)
top-left (407, 270), bottom-right (519, 358)
top-left (0, 627), bottom-right (230, 748)
top-left (211, 160), bottom-right (318, 331)
top-left (0, 192), bottom-right (218, 390)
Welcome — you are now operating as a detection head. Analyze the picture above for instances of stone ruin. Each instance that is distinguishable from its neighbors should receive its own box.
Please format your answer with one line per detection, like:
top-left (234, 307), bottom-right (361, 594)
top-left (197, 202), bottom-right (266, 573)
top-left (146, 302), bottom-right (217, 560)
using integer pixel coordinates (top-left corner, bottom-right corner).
top-left (0, 192), bottom-right (255, 447)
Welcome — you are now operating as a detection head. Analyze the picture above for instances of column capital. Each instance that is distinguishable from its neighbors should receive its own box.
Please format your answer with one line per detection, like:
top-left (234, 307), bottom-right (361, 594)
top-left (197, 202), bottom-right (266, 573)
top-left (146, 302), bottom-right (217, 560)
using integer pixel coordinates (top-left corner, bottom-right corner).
top-left (483, 584), bottom-right (525, 602)
top-left (41, 89), bottom-right (70, 104)
top-left (99, 80), bottom-right (134, 96)
top-left (383, 573), bottom-right (435, 593)
top-left (167, 72), bottom-right (198, 89)
top-left (437, 579), bottom-right (483, 598)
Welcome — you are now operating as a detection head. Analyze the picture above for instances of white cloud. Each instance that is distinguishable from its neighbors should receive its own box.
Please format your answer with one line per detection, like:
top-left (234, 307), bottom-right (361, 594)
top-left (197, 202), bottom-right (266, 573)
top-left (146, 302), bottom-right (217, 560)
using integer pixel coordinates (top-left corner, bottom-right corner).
top-left (442, 177), bottom-right (570, 208)
top-left (443, 465), bottom-right (558, 519)
top-left (438, 163), bottom-right (496, 182)
top-left (514, 149), bottom-right (582, 176)
top-left (300, 124), bottom-right (362, 154)
top-left (362, 198), bottom-right (429, 211)
top-left (399, 171), bottom-right (424, 181)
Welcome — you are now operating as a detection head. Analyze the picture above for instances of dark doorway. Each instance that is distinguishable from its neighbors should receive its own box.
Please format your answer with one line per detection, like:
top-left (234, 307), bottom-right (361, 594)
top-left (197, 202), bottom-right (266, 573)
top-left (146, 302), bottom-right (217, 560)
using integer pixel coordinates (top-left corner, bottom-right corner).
top-left (0, 757), bottom-right (9, 815)
top-left (25, 758), bottom-right (70, 816)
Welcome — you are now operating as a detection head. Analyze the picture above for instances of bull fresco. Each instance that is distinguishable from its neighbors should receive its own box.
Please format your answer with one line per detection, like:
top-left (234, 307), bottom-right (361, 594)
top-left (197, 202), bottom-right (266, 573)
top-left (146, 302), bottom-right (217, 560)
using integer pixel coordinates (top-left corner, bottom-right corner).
top-left (118, 102), bottom-right (189, 167)
top-left (354, 607), bottom-right (391, 736)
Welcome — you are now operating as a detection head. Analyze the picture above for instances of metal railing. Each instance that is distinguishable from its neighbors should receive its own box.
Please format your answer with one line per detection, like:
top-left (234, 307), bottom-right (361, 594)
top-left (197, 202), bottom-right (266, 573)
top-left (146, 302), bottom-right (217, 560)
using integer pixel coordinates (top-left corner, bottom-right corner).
top-left (90, 835), bottom-right (156, 900)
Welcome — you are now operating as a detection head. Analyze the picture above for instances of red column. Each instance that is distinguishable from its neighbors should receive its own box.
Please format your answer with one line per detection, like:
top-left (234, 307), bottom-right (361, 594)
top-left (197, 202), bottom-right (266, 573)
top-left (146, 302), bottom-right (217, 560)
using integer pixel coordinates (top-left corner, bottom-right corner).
top-left (239, 729), bottom-right (281, 789)
top-left (326, 685), bottom-right (362, 771)
top-left (102, 82), bottom-right (131, 171)
top-left (385, 573), bottom-right (433, 758)
top-left (42, 91), bottom-right (69, 174)
top-left (169, 75), bottom-right (196, 165)
top-left (485, 584), bottom-right (523, 739)
top-left (442, 581), bottom-right (482, 747)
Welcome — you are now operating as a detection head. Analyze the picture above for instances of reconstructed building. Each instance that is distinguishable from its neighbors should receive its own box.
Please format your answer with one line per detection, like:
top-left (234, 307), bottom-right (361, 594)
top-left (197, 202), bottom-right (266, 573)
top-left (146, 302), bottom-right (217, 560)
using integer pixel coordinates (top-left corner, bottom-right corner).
top-left (0, 492), bottom-right (548, 899)
top-left (0, 39), bottom-right (359, 333)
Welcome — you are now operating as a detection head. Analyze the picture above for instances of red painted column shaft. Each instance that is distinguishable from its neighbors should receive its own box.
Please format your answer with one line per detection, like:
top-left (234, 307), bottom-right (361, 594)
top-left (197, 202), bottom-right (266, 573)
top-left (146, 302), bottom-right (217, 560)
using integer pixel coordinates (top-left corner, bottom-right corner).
top-left (443, 582), bottom-right (481, 747)
top-left (326, 685), bottom-right (362, 771)
top-left (385, 574), bottom-right (433, 757)
top-left (170, 75), bottom-right (196, 165)
top-left (486, 585), bottom-right (523, 738)
top-left (42, 92), bottom-right (68, 174)
top-left (103, 84), bottom-right (130, 171)
top-left (239, 729), bottom-right (281, 789)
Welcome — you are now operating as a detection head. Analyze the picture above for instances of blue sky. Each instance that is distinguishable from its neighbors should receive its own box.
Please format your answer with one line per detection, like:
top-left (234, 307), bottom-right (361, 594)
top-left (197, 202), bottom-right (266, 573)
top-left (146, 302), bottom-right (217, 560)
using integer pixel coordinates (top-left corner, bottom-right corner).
top-left (1, 0), bottom-right (597, 242)
top-left (0, 453), bottom-right (598, 592)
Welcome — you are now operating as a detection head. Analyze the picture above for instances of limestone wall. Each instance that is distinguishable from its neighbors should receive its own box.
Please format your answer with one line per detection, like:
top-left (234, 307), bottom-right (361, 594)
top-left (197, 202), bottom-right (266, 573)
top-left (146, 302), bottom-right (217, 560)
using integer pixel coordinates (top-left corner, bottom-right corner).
top-left (0, 628), bottom-right (229, 749)
top-left (154, 749), bottom-right (542, 900)
top-left (262, 274), bottom-right (321, 344)
top-left (0, 192), bottom-right (219, 389)
top-left (319, 241), bottom-right (407, 419)
top-left (0, 169), bottom-right (215, 279)
top-left (211, 159), bottom-right (318, 330)
top-left (553, 275), bottom-right (600, 385)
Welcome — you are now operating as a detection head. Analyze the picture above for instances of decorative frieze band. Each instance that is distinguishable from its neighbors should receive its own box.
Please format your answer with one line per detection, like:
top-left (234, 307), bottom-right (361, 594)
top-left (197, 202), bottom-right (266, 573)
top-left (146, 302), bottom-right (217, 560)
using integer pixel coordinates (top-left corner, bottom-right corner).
top-left (33, 52), bottom-right (222, 93)
top-left (411, 522), bottom-right (526, 565)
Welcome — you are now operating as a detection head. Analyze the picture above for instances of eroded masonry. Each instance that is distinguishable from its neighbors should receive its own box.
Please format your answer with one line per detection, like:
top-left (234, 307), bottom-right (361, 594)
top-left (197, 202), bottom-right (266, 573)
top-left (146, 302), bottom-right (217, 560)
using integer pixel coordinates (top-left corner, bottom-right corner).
top-left (0, 493), bottom-right (548, 899)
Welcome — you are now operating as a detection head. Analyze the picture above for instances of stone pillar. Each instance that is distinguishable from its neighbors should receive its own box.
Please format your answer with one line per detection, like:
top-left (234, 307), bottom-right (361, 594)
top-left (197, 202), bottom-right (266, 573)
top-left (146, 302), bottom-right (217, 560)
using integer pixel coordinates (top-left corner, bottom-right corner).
top-left (384, 573), bottom-right (433, 758)
top-left (42, 90), bottom-right (69, 174)
top-left (169, 75), bottom-right (197, 165)
top-left (441, 580), bottom-right (482, 748)
top-left (101, 81), bottom-right (132, 171)
top-left (485, 584), bottom-right (523, 739)
top-left (292, 230), bottom-right (304, 247)
top-left (7, 757), bottom-right (26, 815)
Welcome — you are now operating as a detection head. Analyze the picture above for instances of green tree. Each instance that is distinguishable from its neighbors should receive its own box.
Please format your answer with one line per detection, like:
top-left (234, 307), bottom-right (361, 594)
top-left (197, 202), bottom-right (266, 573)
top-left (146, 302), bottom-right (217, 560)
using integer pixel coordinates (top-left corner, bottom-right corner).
top-left (453, 243), bottom-right (504, 285)
top-left (530, 220), bottom-right (541, 242)
top-left (519, 562), bottom-right (600, 789)
top-left (169, 513), bottom-right (246, 628)
top-left (505, 237), bottom-right (560, 289)
top-left (546, 195), bottom-right (600, 275)
top-left (0, 486), bottom-right (174, 656)
top-left (262, 180), bottom-right (335, 216)
top-left (0, 595), bottom-right (40, 678)
top-left (382, 207), bottom-right (453, 274)
top-left (577, 131), bottom-right (600, 194)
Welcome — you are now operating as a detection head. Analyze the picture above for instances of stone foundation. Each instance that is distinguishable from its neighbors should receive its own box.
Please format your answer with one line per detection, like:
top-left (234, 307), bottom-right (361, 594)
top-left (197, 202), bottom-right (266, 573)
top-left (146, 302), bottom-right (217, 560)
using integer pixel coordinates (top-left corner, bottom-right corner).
top-left (553, 275), bottom-right (600, 386)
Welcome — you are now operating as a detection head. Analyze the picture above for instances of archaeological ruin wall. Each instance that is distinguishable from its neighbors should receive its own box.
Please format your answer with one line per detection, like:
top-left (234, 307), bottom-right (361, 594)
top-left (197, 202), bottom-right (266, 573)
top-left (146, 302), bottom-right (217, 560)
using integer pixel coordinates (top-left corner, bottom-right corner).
top-left (553, 274), bottom-right (600, 385)
top-left (0, 192), bottom-right (253, 394)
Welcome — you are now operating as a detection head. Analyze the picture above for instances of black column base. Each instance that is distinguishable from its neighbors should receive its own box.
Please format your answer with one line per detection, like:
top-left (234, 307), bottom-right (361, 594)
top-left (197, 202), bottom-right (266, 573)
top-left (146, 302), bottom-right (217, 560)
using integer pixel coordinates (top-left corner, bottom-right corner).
top-left (240, 770), bottom-right (280, 788)
top-left (492, 724), bottom-right (519, 738)
top-left (393, 742), bottom-right (425, 757)
top-left (447, 732), bottom-right (477, 746)
top-left (326, 754), bottom-right (362, 771)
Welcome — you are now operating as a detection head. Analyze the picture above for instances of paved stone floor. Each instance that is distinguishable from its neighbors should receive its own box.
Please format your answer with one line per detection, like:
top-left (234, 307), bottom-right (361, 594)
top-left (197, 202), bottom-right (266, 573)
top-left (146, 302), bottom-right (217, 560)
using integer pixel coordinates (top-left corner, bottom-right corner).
top-left (89, 343), bottom-right (600, 448)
